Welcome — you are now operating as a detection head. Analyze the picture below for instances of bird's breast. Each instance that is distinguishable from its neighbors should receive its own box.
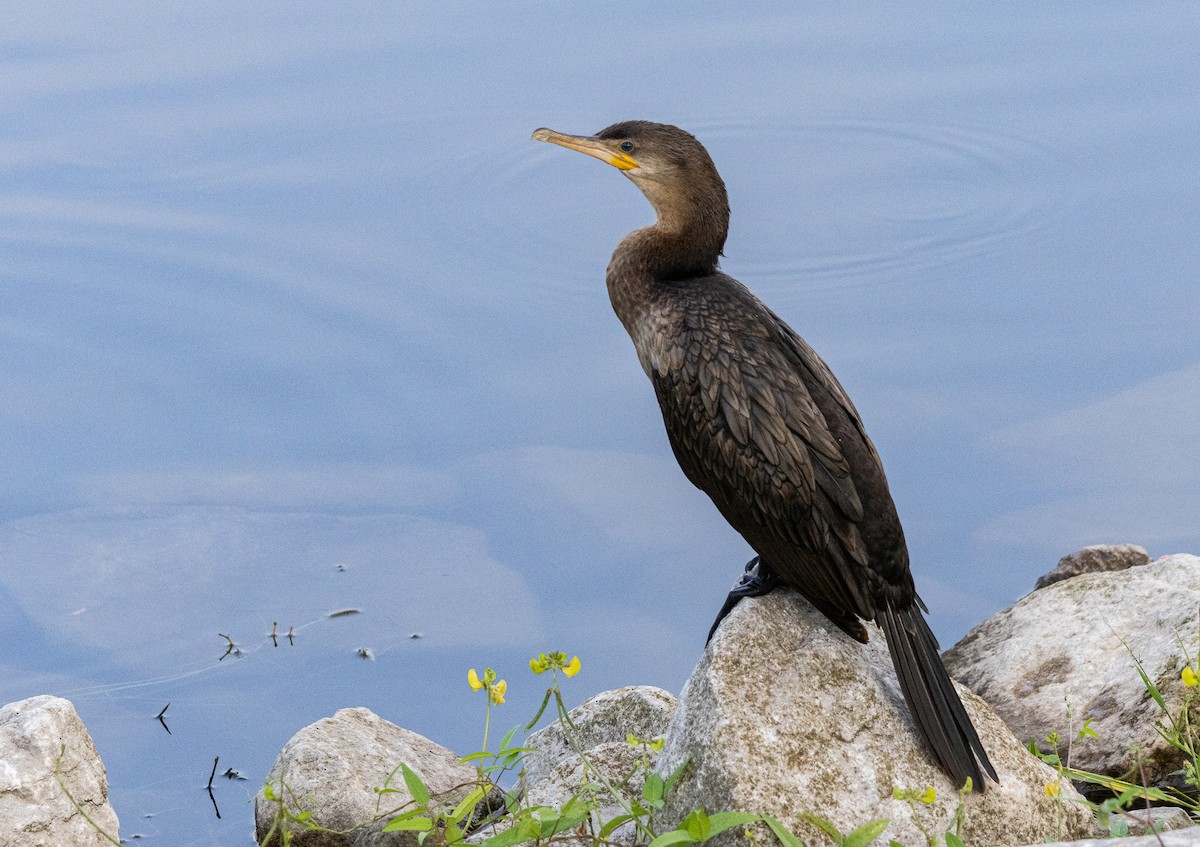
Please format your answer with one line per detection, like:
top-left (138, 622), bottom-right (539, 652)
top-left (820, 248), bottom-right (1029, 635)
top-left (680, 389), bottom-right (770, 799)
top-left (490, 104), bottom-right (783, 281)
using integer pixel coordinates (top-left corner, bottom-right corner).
top-left (626, 305), bottom-right (688, 381)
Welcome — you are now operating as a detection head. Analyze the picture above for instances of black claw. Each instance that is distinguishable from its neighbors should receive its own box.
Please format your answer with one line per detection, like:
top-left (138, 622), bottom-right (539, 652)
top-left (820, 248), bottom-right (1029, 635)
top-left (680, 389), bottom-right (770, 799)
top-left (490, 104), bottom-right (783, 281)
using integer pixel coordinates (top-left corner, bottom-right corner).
top-left (705, 556), bottom-right (780, 645)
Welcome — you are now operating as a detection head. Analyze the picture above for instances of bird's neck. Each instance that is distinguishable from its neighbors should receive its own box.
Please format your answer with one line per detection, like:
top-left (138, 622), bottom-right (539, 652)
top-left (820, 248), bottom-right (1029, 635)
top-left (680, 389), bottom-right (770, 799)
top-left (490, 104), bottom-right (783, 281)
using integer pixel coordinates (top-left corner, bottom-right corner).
top-left (606, 216), bottom-right (727, 322)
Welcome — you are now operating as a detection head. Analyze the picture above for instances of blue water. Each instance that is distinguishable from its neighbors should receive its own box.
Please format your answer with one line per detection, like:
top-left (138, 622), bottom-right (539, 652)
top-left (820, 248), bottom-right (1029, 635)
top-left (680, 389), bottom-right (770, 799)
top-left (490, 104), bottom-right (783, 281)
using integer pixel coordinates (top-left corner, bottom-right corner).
top-left (2, 4), bottom-right (1197, 843)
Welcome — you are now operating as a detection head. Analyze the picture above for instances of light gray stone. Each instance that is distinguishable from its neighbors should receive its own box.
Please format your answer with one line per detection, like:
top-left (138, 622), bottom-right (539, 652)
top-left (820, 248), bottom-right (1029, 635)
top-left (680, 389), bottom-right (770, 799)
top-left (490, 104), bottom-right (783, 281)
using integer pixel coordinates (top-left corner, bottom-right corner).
top-left (495, 686), bottom-right (677, 846)
top-left (945, 553), bottom-right (1200, 787)
top-left (1036, 544), bottom-right (1151, 589)
top-left (256, 707), bottom-right (484, 847)
top-left (655, 589), bottom-right (1093, 847)
top-left (0, 695), bottom-right (121, 847)
top-left (524, 685), bottom-right (677, 791)
top-left (1106, 806), bottom-right (1196, 837)
top-left (1037, 824), bottom-right (1200, 847)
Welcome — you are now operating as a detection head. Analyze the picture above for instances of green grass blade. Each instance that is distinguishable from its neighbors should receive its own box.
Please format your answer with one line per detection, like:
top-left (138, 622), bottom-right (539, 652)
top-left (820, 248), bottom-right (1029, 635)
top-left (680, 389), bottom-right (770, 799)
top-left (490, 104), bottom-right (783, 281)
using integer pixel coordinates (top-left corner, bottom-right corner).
top-left (843, 819), bottom-right (888, 847)
top-left (764, 816), bottom-right (808, 847)
top-left (401, 763), bottom-right (431, 806)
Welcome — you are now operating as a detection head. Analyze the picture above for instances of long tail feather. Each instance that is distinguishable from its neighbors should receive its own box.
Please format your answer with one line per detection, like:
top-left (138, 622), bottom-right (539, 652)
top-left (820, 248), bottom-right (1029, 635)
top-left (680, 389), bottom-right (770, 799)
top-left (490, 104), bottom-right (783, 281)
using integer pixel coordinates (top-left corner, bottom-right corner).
top-left (878, 601), bottom-right (999, 791)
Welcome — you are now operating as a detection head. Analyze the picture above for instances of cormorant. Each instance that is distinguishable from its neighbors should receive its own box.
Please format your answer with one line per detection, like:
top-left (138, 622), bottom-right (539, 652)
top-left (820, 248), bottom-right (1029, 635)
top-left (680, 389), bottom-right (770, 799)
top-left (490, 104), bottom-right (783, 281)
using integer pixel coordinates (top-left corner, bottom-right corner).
top-left (532, 120), bottom-right (997, 791)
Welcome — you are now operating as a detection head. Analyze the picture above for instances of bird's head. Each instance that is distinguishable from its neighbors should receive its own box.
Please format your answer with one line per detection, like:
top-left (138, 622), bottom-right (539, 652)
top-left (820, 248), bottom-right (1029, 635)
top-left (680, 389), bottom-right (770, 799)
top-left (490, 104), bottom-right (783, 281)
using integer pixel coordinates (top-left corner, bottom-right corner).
top-left (532, 120), bottom-right (716, 184)
top-left (532, 121), bottom-right (729, 239)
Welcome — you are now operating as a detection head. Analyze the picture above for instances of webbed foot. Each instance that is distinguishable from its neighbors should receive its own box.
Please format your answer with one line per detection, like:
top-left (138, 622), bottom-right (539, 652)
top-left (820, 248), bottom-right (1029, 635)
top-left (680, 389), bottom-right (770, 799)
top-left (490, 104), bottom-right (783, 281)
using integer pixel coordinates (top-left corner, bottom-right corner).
top-left (705, 556), bottom-right (780, 645)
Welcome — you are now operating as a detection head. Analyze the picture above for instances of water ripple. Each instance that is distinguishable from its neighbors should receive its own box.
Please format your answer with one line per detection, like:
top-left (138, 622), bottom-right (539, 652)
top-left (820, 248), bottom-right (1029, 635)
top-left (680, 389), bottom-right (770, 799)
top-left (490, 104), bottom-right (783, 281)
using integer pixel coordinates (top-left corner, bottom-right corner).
top-left (464, 115), bottom-right (1078, 303)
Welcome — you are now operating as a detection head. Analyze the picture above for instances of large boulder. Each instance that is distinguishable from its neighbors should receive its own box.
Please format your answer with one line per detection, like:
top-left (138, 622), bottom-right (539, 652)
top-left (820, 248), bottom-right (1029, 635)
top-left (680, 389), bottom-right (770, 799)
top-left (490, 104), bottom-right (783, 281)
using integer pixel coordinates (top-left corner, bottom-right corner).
top-left (256, 707), bottom-right (484, 846)
top-left (520, 686), bottom-right (677, 833)
top-left (945, 553), bottom-right (1200, 788)
top-left (655, 589), bottom-right (1092, 847)
top-left (0, 695), bottom-right (121, 847)
top-left (1035, 544), bottom-right (1151, 589)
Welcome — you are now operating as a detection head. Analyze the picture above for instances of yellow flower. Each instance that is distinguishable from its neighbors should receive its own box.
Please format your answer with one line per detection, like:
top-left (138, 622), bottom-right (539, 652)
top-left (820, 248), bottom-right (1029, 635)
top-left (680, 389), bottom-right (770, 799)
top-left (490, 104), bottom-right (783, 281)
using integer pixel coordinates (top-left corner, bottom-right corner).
top-left (1183, 667), bottom-right (1198, 688)
top-left (489, 679), bottom-right (507, 705)
top-left (530, 654), bottom-right (549, 674)
top-left (468, 668), bottom-right (483, 691)
top-left (918, 787), bottom-right (936, 805)
top-left (563, 656), bottom-right (581, 677)
top-left (1044, 781), bottom-right (1061, 798)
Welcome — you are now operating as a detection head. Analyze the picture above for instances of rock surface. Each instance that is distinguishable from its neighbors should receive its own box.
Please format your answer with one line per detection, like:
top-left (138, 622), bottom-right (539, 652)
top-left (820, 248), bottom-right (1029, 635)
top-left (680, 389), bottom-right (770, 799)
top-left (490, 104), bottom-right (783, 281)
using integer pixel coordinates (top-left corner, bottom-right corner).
top-left (523, 686), bottom-right (676, 796)
top-left (945, 553), bottom-right (1200, 787)
top-left (0, 695), bottom-right (121, 847)
top-left (655, 589), bottom-right (1093, 847)
top-left (1035, 544), bottom-right (1151, 589)
top-left (1037, 824), bottom-right (1200, 847)
top-left (256, 707), bottom-right (483, 846)
top-left (517, 685), bottom-right (676, 840)
top-left (1107, 806), bottom-right (1196, 837)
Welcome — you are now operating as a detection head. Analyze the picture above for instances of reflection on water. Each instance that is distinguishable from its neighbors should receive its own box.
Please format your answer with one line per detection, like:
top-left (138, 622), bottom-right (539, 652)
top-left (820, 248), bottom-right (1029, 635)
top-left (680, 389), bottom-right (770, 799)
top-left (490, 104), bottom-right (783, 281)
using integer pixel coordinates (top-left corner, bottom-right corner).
top-left (710, 118), bottom-right (1074, 285)
top-left (2, 3), bottom-right (1198, 844)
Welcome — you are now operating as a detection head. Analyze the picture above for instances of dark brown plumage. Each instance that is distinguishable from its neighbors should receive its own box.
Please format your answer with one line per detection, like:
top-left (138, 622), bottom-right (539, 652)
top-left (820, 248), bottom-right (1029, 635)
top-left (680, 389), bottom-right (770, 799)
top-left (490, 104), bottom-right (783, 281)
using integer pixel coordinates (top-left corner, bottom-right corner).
top-left (532, 120), bottom-right (997, 791)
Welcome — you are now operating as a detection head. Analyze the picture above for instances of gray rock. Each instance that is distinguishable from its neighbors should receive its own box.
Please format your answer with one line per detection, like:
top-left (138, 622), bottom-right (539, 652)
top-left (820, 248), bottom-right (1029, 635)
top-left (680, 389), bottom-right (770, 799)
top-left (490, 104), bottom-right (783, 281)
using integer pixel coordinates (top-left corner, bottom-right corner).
top-left (1036, 824), bottom-right (1200, 847)
top-left (0, 695), bottom-right (121, 847)
top-left (945, 553), bottom-right (1200, 787)
top-left (256, 707), bottom-right (484, 847)
top-left (1106, 806), bottom-right (1196, 837)
top-left (655, 589), bottom-right (1093, 847)
top-left (1036, 544), bottom-right (1151, 589)
top-left (515, 686), bottom-right (677, 844)
top-left (524, 685), bottom-right (677, 790)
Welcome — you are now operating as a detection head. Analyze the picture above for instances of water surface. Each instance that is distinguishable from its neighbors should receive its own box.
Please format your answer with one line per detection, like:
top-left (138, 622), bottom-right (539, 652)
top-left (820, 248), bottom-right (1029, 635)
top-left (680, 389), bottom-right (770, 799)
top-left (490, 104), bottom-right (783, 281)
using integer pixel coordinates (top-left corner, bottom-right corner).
top-left (2, 4), bottom-right (1197, 844)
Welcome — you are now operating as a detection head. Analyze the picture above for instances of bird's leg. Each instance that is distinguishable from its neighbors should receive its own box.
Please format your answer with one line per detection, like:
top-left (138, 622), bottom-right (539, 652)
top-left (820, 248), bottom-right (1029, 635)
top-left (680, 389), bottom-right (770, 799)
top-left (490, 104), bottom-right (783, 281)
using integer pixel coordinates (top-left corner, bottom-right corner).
top-left (705, 556), bottom-right (780, 645)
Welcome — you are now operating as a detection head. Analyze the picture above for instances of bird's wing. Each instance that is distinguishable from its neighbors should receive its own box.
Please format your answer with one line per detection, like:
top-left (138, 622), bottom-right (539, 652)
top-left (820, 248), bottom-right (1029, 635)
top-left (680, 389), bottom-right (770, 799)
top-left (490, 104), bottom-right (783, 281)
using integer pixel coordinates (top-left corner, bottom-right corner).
top-left (648, 287), bottom-right (884, 618)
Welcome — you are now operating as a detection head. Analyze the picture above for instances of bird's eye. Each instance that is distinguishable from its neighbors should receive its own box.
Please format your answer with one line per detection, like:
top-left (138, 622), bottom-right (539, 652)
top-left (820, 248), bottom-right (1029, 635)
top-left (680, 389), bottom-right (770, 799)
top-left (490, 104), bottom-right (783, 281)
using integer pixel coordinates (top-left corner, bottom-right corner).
top-left (619, 141), bottom-right (634, 153)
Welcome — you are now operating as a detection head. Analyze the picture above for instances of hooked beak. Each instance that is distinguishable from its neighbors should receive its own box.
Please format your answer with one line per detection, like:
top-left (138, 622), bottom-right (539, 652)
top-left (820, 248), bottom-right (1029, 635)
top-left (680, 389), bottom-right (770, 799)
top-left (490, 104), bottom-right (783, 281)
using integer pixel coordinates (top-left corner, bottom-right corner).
top-left (531, 127), bottom-right (638, 171)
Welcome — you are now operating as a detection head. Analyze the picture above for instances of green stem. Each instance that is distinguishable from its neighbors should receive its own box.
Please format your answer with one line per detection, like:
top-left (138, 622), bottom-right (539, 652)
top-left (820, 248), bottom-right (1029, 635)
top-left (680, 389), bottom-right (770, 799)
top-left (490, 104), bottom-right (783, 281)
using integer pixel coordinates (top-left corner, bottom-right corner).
top-left (553, 686), bottom-right (656, 844)
top-left (483, 697), bottom-right (492, 755)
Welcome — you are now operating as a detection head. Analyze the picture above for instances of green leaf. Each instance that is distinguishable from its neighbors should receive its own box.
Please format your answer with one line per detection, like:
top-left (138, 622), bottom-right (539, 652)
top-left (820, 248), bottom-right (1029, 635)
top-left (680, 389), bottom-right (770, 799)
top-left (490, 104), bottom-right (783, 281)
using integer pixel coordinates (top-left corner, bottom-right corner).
top-left (706, 812), bottom-right (762, 836)
top-left (450, 786), bottom-right (487, 824)
top-left (482, 826), bottom-right (540, 847)
top-left (599, 814), bottom-right (635, 840)
top-left (460, 751), bottom-right (496, 764)
top-left (1133, 656), bottom-right (1168, 712)
top-left (800, 814), bottom-right (845, 844)
top-left (843, 818), bottom-right (888, 847)
top-left (482, 825), bottom-right (540, 844)
top-left (401, 763), bottom-right (432, 806)
top-left (889, 841), bottom-right (905, 847)
top-left (682, 808), bottom-right (711, 841)
top-left (643, 773), bottom-right (666, 803)
top-left (764, 816), bottom-right (808, 847)
top-left (499, 725), bottom-right (520, 751)
top-left (648, 830), bottom-right (698, 847)
top-left (946, 833), bottom-right (965, 847)
top-left (384, 817), bottom-right (434, 832)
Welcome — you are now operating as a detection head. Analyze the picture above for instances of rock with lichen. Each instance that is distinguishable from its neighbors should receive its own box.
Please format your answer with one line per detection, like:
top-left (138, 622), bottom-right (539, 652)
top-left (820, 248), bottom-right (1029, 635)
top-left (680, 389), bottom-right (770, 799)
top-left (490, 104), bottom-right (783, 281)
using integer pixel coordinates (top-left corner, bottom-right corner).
top-left (1035, 544), bottom-right (1151, 589)
top-left (0, 695), bottom-right (121, 847)
top-left (255, 707), bottom-right (485, 847)
top-left (653, 588), bottom-right (1091, 847)
top-left (945, 553), bottom-right (1200, 790)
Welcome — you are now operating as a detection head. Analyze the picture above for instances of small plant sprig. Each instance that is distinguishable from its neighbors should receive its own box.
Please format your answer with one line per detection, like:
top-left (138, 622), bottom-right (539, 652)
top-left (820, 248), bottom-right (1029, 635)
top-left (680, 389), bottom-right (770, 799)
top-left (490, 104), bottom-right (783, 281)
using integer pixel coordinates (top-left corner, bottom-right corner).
top-left (888, 780), bottom-right (972, 847)
top-left (468, 666), bottom-right (508, 756)
top-left (1030, 614), bottom-right (1200, 835)
top-left (380, 763), bottom-right (489, 845)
